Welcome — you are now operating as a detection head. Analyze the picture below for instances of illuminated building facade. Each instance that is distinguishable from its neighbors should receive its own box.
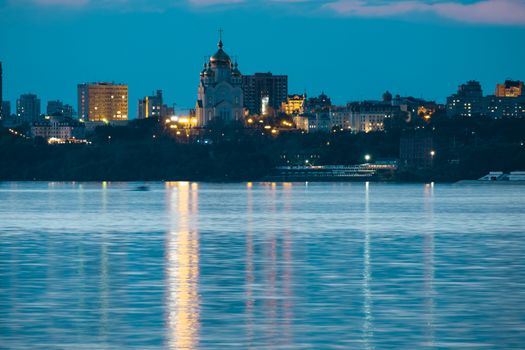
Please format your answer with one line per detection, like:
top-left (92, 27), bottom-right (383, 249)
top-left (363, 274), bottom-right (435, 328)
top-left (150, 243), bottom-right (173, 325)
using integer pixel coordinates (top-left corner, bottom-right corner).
top-left (293, 115), bottom-right (309, 131)
top-left (196, 37), bottom-right (243, 127)
top-left (483, 95), bottom-right (525, 119)
top-left (281, 94), bottom-right (306, 116)
top-left (77, 82), bottom-right (128, 122)
top-left (446, 80), bottom-right (483, 117)
top-left (138, 90), bottom-right (171, 119)
top-left (330, 106), bottom-right (353, 130)
top-left (392, 94), bottom-right (440, 122)
top-left (495, 80), bottom-right (523, 97)
top-left (487, 80), bottom-right (525, 118)
top-left (242, 72), bottom-right (287, 116)
top-left (446, 80), bottom-right (525, 119)
top-left (31, 116), bottom-right (85, 141)
top-left (16, 93), bottom-right (41, 123)
top-left (346, 102), bottom-right (403, 133)
top-left (307, 111), bottom-right (331, 132)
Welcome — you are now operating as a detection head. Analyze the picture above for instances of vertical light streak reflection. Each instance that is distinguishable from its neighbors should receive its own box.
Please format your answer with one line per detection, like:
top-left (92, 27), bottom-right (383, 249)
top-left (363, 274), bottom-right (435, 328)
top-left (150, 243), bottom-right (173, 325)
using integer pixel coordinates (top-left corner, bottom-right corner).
top-left (363, 181), bottom-right (373, 349)
top-left (165, 182), bottom-right (200, 350)
top-left (281, 182), bottom-right (294, 346)
top-left (99, 181), bottom-right (109, 340)
top-left (245, 182), bottom-right (255, 348)
top-left (423, 183), bottom-right (435, 347)
top-left (101, 181), bottom-right (108, 212)
top-left (99, 235), bottom-right (109, 339)
top-left (264, 182), bottom-right (278, 344)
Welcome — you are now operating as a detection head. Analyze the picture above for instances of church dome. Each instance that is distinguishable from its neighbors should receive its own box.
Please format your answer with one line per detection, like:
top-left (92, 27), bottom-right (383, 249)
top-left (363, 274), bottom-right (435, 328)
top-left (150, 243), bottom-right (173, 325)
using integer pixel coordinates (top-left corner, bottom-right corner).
top-left (232, 62), bottom-right (241, 76)
top-left (204, 65), bottom-right (214, 77)
top-left (210, 39), bottom-right (232, 66)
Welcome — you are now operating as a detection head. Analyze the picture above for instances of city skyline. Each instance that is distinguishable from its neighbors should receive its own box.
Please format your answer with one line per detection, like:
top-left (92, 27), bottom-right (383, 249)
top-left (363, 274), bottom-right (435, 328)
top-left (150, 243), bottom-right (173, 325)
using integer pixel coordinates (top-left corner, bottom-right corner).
top-left (1, 3), bottom-right (525, 349)
top-left (1, 0), bottom-right (525, 118)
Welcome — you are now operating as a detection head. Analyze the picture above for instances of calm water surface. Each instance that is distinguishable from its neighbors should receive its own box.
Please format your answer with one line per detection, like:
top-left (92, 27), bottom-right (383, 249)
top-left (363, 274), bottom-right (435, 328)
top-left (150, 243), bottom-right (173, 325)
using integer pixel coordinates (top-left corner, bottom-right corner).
top-left (0, 182), bottom-right (524, 349)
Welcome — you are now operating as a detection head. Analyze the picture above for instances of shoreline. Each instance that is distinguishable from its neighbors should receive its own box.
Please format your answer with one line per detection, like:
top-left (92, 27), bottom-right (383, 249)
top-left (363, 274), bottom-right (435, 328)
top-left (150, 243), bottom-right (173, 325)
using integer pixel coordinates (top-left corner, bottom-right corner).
top-left (0, 179), bottom-right (510, 184)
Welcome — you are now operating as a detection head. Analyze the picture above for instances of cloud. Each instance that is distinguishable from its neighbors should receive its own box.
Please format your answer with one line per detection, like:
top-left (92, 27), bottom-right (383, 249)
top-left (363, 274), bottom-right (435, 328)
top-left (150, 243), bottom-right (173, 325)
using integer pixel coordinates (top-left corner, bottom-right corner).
top-left (8, 0), bottom-right (525, 25)
top-left (324, 0), bottom-right (525, 25)
top-left (10, 0), bottom-right (246, 9)
top-left (12, 0), bottom-right (90, 6)
top-left (433, 0), bottom-right (525, 24)
top-left (187, 0), bottom-right (245, 5)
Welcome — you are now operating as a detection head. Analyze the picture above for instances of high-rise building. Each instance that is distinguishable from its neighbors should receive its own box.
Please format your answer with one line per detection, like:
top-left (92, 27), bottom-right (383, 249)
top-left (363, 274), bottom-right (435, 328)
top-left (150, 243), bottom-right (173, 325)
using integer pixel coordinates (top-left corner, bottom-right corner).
top-left (483, 95), bottom-right (525, 119)
top-left (47, 100), bottom-right (74, 118)
top-left (138, 90), bottom-right (165, 119)
top-left (47, 100), bottom-right (63, 116)
top-left (62, 104), bottom-right (74, 119)
top-left (16, 93), bottom-right (41, 123)
top-left (496, 80), bottom-right (523, 97)
top-left (446, 80), bottom-right (484, 117)
top-left (196, 36), bottom-right (244, 126)
top-left (382, 90), bottom-right (393, 103)
top-left (77, 82), bottom-right (128, 122)
top-left (446, 80), bottom-right (525, 119)
top-left (2, 101), bottom-right (10, 118)
top-left (242, 72), bottom-right (288, 116)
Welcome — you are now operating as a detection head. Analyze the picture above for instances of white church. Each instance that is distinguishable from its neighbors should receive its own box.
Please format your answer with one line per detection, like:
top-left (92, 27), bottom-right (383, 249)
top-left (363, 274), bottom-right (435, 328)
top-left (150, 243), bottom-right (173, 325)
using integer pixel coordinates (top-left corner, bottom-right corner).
top-left (195, 35), bottom-right (244, 127)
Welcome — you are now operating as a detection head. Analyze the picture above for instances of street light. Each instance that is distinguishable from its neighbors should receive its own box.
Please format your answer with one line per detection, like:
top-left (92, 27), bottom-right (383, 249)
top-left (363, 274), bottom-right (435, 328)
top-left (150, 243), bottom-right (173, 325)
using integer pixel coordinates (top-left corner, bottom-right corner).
top-left (364, 154), bottom-right (371, 162)
top-left (430, 150), bottom-right (436, 157)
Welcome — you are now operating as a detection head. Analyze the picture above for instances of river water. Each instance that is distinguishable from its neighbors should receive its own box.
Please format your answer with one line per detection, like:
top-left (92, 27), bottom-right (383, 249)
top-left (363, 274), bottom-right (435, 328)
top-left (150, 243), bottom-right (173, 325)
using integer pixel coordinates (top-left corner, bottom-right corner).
top-left (1, 182), bottom-right (524, 349)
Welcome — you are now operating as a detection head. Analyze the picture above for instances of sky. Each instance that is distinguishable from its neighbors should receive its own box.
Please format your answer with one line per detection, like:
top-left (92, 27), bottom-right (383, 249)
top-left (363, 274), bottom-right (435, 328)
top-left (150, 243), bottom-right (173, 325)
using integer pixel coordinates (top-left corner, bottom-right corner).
top-left (1, 0), bottom-right (525, 118)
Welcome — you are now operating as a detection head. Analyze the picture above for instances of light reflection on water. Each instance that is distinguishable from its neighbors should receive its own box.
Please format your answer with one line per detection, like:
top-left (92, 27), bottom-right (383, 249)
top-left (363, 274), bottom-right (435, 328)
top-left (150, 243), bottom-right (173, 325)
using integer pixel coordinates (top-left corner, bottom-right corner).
top-left (0, 181), bottom-right (524, 349)
top-left (165, 182), bottom-right (200, 350)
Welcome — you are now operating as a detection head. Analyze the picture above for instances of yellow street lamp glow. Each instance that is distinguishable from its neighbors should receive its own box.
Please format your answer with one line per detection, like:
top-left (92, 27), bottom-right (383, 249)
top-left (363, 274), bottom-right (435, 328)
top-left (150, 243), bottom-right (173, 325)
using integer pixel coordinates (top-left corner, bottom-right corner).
top-left (264, 125), bottom-right (271, 129)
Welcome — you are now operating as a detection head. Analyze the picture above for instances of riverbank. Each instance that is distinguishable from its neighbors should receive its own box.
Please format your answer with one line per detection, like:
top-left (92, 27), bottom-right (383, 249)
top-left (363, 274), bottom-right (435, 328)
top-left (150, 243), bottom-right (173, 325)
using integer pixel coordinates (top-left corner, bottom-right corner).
top-left (1, 116), bottom-right (524, 182)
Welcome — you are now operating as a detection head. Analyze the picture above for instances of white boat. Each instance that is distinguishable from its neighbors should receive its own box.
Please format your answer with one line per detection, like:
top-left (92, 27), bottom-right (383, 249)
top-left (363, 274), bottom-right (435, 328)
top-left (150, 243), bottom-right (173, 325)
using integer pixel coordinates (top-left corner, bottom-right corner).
top-left (475, 171), bottom-right (525, 182)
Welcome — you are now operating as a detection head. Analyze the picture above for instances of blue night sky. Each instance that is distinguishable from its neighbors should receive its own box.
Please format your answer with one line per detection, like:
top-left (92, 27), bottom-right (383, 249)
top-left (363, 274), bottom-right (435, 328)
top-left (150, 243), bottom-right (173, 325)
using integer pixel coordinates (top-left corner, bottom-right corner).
top-left (1, 0), bottom-right (524, 118)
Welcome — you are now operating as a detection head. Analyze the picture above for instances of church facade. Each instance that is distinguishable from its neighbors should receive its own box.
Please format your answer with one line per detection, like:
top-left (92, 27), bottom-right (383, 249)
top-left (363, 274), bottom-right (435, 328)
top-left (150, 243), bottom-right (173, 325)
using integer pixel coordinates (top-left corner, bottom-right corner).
top-left (196, 38), bottom-right (244, 127)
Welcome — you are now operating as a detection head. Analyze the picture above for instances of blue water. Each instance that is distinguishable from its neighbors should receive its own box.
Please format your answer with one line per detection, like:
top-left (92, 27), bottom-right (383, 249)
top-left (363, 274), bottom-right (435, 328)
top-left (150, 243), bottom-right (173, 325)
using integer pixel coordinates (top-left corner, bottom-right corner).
top-left (0, 182), bottom-right (524, 349)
